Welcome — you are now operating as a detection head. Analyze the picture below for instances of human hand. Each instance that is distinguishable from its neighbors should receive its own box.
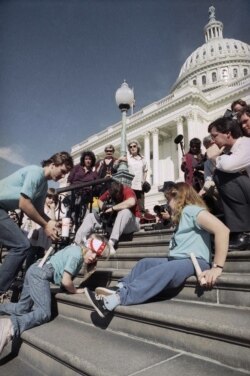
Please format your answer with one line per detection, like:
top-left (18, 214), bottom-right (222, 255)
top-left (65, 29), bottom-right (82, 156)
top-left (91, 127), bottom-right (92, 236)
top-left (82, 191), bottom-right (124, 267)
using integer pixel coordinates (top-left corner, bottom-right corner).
top-left (44, 220), bottom-right (60, 241)
top-left (105, 207), bottom-right (113, 214)
top-left (76, 288), bottom-right (85, 294)
top-left (119, 156), bottom-right (127, 163)
top-left (199, 267), bottom-right (222, 288)
top-left (161, 211), bottom-right (171, 220)
top-left (182, 156), bottom-right (187, 163)
top-left (206, 144), bottom-right (224, 160)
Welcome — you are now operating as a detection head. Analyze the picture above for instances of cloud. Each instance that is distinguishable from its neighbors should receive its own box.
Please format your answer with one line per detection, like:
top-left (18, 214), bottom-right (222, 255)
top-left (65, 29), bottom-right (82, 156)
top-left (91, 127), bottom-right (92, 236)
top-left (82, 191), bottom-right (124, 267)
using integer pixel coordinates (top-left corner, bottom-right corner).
top-left (0, 146), bottom-right (28, 167)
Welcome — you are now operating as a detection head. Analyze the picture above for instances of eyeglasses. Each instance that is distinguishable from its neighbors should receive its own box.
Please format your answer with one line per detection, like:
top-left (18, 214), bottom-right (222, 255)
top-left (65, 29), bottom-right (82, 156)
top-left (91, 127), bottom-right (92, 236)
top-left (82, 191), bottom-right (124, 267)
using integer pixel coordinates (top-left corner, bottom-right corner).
top-left (129, 145), bottom-right (137, 149)
top-left (105, 149), bottom-right (114, 153)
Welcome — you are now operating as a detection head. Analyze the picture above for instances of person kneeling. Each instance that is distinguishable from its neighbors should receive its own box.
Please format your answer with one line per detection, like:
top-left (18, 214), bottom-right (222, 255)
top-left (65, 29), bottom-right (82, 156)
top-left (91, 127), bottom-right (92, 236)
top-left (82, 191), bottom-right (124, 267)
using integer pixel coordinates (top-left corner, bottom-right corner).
top-left (0, 234), bottom-right (110, 355)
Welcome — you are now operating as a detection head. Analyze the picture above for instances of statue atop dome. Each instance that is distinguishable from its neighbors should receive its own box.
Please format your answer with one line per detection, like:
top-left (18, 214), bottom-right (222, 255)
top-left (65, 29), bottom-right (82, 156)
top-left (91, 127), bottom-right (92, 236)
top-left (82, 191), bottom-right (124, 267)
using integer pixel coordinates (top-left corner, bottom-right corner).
top-left (208, 6), bottom-right (216, 21)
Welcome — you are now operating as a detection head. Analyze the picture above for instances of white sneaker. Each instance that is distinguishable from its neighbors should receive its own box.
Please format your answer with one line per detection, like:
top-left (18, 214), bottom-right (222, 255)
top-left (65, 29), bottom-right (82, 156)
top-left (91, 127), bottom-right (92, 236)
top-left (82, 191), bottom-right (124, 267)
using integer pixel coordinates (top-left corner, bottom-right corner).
top-left (95, 286), bottom-right (119, 296)
top-left (0, 318), bottom-right (14, 355)
top-left (108, 240), bottom-right (116, 256)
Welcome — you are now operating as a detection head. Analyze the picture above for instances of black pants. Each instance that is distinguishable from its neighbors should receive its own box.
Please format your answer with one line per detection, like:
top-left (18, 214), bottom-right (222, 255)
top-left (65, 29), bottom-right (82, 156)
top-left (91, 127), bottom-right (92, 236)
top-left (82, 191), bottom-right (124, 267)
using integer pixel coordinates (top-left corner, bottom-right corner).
top-left (214, 169), bottom-right (250, 232)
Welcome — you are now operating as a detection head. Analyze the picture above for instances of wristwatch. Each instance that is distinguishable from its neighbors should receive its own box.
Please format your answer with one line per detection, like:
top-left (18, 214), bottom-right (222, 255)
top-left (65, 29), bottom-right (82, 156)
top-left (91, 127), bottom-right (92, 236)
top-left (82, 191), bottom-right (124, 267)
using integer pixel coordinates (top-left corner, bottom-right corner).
top-left (212, 263), bottom-right (223, 270)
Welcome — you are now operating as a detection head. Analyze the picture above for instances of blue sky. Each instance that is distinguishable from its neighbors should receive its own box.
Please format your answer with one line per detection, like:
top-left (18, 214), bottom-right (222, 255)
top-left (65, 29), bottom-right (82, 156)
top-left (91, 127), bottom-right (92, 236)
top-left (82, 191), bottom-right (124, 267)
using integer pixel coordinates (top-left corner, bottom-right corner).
top-left (0, 0), bottom-right (249, 180)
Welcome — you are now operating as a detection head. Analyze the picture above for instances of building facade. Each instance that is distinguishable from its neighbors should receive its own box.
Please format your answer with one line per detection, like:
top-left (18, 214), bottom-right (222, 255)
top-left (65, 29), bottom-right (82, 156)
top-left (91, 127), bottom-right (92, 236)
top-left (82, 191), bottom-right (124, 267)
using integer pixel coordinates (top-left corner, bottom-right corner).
top-left (70, 7), bottom-right (250, 211)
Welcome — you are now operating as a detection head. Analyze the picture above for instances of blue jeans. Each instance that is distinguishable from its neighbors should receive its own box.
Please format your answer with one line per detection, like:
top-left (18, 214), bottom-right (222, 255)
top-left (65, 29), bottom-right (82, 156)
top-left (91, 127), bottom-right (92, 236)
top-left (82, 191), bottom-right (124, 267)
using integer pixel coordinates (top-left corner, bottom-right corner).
top-left (119, 257), bottom-right (210, 306)
top-left (0, 208), bottom-right (31, 293)
top-left (75, 209), bottom-right (140, 245)
top-left (0, 263), bottom-right (54, 337)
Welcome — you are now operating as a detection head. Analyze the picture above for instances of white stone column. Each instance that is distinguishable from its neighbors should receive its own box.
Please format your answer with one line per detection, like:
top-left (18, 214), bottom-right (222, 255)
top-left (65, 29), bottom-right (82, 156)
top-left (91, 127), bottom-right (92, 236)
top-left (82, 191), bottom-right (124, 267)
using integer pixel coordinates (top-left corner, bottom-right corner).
top-left (152, 128), bottom-right (159, 186)
top-left (144, 132), bottom-right (151, 183)
top-left (176, 117), bottom-right (185, 180)
top-left (186, 111), bottom-right (204, 143)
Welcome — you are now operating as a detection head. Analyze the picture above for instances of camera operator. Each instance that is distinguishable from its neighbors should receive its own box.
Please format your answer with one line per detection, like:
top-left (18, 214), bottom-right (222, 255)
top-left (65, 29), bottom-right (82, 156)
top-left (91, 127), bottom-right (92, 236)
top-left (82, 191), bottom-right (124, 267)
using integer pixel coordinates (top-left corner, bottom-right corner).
top-left (153, 204), bottom-right (171, 228)
top-left (74, 181), bottom-right (141, 255)
top-left (223, 99), bottom-right (246, 120)
top-left (153, 181), bottom-right (175, 229)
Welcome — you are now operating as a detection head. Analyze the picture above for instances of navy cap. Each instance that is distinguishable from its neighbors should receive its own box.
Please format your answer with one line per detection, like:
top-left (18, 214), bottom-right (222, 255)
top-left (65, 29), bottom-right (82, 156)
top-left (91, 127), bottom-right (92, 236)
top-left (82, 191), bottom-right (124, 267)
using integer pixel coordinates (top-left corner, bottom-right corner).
top-left (159, 181), bottom-right (176, 192)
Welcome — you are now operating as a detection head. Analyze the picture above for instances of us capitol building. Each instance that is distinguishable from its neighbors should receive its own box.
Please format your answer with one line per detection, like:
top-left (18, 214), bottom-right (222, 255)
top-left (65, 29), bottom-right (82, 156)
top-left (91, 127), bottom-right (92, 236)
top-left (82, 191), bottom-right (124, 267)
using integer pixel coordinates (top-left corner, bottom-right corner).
top-left (69, 7), bottom-right (250, 211)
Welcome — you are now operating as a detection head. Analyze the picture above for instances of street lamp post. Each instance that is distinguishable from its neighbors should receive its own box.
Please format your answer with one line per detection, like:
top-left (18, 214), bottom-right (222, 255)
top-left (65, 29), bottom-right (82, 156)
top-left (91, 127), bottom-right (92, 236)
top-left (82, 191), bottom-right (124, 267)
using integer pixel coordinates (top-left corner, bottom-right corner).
top-left (113, 81), bottom-right (135, 186)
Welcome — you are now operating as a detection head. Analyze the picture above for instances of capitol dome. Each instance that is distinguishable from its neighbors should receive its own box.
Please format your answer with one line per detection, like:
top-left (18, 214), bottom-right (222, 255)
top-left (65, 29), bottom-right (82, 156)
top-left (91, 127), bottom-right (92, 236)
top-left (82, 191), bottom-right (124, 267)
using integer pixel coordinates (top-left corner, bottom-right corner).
top-left (171, 6), bottom-right (250, 92)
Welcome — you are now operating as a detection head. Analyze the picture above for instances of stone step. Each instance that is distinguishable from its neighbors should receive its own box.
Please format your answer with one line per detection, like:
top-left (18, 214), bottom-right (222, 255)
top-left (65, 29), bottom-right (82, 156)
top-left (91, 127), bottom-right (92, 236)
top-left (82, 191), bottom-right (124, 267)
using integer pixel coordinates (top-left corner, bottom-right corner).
top-left (6, 315), bottom-right (250, 376)
top-left (55, 293), bottom-right (250, 371)
top-left (97, 250), bottom-right (250, 273)
top-left (0, 357), bottom-right (46, 376)
top-left (74, 270), bottom-right (250, 308)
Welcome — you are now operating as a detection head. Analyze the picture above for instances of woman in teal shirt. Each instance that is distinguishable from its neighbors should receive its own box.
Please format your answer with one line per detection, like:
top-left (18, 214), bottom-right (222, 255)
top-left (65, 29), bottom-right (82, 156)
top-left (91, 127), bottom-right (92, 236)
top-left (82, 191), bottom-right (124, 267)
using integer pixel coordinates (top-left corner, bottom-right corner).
top-left (84, 182), bottom-right (230, 318)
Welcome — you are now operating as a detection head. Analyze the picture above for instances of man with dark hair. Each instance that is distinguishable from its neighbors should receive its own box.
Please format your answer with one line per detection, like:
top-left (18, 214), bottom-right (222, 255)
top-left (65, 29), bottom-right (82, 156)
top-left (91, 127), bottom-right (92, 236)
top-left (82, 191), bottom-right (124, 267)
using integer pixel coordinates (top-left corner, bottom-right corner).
top-left (208, 117), bottom-right (250, 250)
top-left (238, 105), bottom-right (250, 137)
top-left (75, 181), bottom-right (141, 255)
top-left (0, 151), bottom-right (73, 300)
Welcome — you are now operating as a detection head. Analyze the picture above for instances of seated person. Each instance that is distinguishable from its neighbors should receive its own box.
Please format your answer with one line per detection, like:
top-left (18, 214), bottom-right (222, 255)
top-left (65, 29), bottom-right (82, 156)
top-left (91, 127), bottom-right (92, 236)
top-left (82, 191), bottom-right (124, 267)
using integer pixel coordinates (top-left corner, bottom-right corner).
top-left (84, 182), bottom-right (229, 318)
top-left (0, 233), bottom-right (110, 355)
top-left (181, 138), bottom-right (205, 192)
top-left (74, 180), bottom-right (141, 255)
top-left (238, 105), bottom-right (250, 137)
top-left (208, 117), bottom-right (250, 250)
top-left (153, 181), bottom-right (176, 228)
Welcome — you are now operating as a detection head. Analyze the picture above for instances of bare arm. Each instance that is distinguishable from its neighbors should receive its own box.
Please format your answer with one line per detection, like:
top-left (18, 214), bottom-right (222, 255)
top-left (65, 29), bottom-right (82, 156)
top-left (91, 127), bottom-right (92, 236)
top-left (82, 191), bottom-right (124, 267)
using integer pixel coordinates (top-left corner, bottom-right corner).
top-left (196, 210), bottom-right (230, 287)
top-left (61, 271), bottom-right (84, 294)
top-left (106, 197), bottom-right (136, 213)
top-left (206, 144), bottom-right (225, 163)
top-left (19, 196), bottom-right (59, 241)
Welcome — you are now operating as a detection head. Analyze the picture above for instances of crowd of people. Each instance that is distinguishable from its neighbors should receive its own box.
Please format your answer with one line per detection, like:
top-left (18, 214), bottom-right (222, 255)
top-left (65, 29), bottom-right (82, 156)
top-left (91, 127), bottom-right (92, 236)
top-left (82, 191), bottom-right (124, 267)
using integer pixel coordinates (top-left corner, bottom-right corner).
top-left (0, 98), bottom-right (249, 353)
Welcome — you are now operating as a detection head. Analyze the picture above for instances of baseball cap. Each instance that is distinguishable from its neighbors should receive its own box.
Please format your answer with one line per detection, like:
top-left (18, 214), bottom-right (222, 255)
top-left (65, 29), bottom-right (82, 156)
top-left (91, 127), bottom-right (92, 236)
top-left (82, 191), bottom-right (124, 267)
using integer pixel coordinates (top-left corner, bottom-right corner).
top-left (159, 181), bottom-right (176, 192)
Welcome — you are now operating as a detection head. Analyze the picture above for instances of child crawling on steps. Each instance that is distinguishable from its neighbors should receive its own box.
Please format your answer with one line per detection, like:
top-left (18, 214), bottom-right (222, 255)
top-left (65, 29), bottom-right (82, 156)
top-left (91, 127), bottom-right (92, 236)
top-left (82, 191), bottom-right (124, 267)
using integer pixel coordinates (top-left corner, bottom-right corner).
top-left (0, 233), bottom-right (110, 355)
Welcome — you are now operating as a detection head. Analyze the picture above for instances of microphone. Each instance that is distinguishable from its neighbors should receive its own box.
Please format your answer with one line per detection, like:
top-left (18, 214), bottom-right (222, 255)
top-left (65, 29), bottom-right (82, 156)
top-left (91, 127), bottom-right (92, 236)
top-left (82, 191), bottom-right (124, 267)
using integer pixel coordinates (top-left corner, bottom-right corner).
top-left (174, 134), bottom-right (185, 156)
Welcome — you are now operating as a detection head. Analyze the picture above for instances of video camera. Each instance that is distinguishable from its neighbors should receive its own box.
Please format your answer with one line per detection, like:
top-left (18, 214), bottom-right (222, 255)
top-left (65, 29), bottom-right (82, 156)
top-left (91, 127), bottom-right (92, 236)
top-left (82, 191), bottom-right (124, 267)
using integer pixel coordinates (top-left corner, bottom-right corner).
top-left (223, 109), bottom-right (237, 119)
top-left (153, 203), bottom-right (171, 217)
top-left (99, 198), bottom-right (117, 230)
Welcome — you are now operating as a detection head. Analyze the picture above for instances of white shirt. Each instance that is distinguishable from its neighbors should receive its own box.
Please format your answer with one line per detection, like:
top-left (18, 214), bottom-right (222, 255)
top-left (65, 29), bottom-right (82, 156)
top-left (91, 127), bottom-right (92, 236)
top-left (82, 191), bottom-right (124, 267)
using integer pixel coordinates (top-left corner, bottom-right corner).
top-left (216, 137), bottom-right (250, 177)
top-left (127, 154), bottom-right (148, 190)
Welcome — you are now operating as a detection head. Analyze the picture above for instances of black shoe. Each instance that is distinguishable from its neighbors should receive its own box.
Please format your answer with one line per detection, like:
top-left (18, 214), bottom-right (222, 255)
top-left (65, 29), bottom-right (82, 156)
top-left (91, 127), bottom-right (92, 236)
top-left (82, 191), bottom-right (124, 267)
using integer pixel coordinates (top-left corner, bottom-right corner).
top-left (229, 233), bottom-right (250, 251)
top-left (84, 287), bottom-right (110, 318)
top-left (95, 286), bottom-right (120, 296)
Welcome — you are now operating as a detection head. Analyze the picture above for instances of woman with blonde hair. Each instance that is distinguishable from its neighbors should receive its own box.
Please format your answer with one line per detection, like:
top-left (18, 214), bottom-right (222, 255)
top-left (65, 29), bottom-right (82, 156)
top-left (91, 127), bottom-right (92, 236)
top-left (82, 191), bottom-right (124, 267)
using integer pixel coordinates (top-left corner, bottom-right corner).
top-left (85, 182), bottom-right (230, 318)
top-left (117, 140), bottom-right (148, 213)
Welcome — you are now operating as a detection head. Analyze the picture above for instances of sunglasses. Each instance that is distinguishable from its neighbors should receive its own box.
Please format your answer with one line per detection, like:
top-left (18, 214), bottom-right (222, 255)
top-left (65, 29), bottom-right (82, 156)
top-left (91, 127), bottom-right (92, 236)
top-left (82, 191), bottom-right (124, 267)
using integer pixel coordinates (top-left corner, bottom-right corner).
top-left (129, 145), bottom-right (137, 149)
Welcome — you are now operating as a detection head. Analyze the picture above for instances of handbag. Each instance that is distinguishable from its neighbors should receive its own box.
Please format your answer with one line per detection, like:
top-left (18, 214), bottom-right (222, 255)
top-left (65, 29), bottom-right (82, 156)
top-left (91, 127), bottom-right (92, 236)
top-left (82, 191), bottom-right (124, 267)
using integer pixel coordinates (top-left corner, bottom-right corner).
top-left (142, 181), bottom-right (151, 193)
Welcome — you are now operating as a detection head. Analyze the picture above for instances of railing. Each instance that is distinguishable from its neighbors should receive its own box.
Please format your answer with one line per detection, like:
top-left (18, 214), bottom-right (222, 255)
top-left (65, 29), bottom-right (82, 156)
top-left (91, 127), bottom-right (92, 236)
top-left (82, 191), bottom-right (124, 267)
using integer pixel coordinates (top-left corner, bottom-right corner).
top-left (56, 177), bottom-right (113, 234)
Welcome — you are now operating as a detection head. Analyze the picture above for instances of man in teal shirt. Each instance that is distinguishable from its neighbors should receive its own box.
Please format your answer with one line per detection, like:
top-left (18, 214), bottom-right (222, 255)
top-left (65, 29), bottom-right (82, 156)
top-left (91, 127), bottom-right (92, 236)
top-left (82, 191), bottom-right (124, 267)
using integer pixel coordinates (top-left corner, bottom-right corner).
top-left (0, 151), bottom-right (73, 300)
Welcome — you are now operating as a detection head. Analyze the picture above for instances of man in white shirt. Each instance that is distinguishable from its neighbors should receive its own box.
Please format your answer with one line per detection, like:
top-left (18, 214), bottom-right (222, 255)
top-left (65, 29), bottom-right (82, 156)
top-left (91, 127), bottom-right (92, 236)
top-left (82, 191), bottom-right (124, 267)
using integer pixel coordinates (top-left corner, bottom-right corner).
top-left (208, 117), bottom-right (250, 250)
